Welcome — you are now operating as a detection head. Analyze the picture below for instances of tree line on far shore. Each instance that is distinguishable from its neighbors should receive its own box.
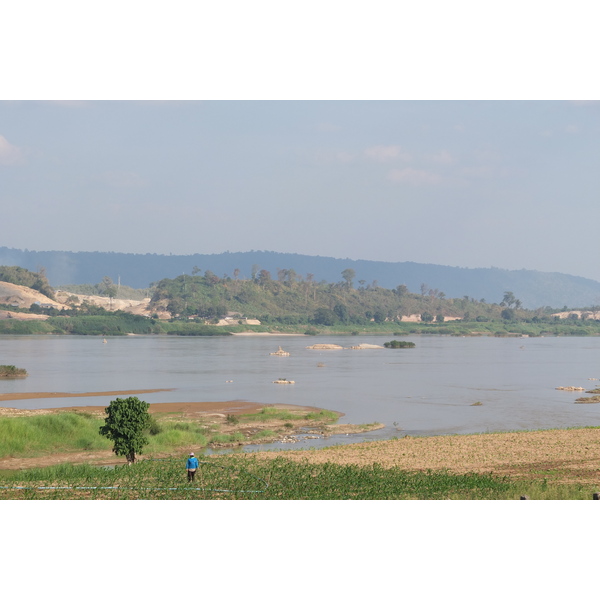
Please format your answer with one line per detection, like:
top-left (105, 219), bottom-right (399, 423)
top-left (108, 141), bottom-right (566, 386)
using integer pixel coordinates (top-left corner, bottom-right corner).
top-left (3, 266), bottom-right (600, 336)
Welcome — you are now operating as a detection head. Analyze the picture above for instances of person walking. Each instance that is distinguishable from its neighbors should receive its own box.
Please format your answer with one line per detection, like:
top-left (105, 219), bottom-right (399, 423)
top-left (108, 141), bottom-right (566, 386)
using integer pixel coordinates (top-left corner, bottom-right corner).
top-left (186, 452), bottom-right (199, 482)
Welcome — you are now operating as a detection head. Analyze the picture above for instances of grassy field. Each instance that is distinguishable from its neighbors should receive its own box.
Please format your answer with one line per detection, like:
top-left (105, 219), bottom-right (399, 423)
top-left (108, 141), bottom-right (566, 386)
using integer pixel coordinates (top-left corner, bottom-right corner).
top-left (0, 407), bottom-right (343, 461)
top-left (2, 410), bottom-right (600, 500)
top-left (0, 453), bottom-right (597, 500)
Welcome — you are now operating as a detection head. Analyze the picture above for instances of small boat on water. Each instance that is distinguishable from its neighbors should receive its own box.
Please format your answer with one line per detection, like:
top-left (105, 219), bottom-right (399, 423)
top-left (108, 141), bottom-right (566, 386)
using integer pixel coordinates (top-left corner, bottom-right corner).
top-left (273, 378), bottom-right (295, 384)
top-left (270, 346), bottom-right (290, 356)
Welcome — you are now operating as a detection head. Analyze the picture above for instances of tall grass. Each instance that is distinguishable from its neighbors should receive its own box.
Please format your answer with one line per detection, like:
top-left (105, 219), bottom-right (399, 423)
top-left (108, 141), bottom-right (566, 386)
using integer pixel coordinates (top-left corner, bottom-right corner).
top-left (0, 414), bottom-right (245, 459)
top-left (0, 413), bottom-right (111, 457)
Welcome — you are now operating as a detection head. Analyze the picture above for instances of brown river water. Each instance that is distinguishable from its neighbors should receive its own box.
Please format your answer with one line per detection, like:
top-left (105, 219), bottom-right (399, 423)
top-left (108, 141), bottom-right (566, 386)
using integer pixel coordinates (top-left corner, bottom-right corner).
top-left (2, 334), bottom-right (600, 449)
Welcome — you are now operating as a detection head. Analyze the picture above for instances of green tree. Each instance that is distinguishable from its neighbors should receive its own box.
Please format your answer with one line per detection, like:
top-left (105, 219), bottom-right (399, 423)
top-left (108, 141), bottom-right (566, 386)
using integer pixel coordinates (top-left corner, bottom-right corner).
top-left (333, 303), bottom-right (349, 323)
top-left (501, 291), bottom-right (518, 308)
top-left (257, 270), bottom-right (272, 286)
top-left (341, 268), bottom-right (356, 289)
top-left (373, 310), bottom-right (386, 323)
top-left (99, 396), bottom-right (151, 464)
top-left (313, 307), bottom-right (337, 326)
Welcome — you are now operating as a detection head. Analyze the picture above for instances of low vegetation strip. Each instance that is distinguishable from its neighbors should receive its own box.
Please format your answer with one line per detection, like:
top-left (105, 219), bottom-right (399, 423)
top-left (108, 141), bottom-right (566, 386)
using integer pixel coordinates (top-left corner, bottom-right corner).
top-left (0, 457), bottom-right (515, 500)
top-left (0, 365), bottom-right (27, 378)
top-left (0, 405), bottom-right (348, 465)
top-left (383, 340), bottom-right (415, 348)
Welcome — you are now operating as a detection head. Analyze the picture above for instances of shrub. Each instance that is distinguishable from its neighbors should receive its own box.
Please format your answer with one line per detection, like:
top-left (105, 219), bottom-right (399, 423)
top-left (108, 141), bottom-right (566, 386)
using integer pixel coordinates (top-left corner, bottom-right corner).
top-left (383, 340), bottom-right (416, 348)
top-left (0, 365), bottom-right (28, 378)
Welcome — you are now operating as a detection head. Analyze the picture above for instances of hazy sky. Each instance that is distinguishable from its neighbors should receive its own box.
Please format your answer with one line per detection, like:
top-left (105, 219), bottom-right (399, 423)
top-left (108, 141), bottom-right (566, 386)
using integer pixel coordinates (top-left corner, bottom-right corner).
top-left (1, 100), bottom-right (599, 280)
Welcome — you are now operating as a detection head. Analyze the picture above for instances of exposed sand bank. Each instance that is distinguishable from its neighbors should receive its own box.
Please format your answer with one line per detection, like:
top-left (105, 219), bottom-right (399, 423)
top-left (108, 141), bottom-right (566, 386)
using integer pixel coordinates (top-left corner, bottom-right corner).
top-left (0, 388), bottom-right (174, 402)
top-left (0, 400), bottom-right (329, 419)
top-left (230, 332), bottom-right (306, 336)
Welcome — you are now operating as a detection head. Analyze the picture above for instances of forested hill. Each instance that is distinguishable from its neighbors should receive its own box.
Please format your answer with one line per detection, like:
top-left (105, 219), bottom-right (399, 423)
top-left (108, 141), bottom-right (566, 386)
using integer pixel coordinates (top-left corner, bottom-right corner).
top-left (1, 247), bottom-right (599, 310)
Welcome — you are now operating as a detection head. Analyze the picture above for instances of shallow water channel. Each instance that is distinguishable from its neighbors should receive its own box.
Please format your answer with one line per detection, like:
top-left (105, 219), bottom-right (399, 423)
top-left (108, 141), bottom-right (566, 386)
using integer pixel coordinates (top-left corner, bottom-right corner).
top-left (2, 334), bottom-right (600, 450)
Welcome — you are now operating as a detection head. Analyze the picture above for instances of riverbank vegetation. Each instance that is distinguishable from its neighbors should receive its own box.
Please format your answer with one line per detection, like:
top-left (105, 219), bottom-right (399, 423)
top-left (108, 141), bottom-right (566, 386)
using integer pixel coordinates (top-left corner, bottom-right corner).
top-left (5, 309), bottom-right (600, 337)
top-left (0, 365), bottom-right (28, 378)
top-left (0, 405), bottom-right (349, 462)
top-left (4, 266), bottom-right (600, 337)
top-left (1, 408), bottom-right (599, 499)
top-left (384, 340), bottom-right (416, 348)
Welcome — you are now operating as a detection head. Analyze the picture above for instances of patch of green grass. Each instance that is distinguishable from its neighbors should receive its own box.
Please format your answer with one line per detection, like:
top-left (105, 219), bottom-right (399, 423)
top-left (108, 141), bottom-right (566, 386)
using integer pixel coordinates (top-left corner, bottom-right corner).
top-left (0, 414), bottom-right (221, 460)
top-left (144, 427), bottom-right (209, 452)
top-left (209, 433), bottom-right (245, 444)
top-left (356, 422), bottom-right (382, 431)
top-left (3, 455), bottom-right (593, 500)
top-left (241, 407), bottom-right (338, 423)
top-left (0, 413), bottom-right (111, 457)
top-left (305, 410), bottom-right (339, 421)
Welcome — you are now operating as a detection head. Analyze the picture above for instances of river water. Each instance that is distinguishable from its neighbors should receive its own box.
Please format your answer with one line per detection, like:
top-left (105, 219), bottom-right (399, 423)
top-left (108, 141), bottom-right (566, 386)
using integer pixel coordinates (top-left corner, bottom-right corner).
top-left (2, 334), bottom-right (600, 449)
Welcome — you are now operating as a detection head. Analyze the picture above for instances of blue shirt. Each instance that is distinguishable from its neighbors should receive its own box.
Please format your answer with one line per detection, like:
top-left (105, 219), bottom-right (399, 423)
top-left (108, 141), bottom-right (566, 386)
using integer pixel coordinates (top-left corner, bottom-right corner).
top-left (187, 457), bottom-right (199, 469)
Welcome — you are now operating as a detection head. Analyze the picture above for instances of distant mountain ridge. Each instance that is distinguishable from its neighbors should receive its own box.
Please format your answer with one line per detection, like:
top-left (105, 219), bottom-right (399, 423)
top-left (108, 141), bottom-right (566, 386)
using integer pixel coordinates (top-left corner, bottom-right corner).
top-left (1, 247), bottom-right (599, 310)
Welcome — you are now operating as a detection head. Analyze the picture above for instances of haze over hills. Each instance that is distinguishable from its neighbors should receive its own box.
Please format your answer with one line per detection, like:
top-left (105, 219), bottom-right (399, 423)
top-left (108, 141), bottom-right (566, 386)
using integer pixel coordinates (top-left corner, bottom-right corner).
top-left (1, 247), bottom-right (599, 310)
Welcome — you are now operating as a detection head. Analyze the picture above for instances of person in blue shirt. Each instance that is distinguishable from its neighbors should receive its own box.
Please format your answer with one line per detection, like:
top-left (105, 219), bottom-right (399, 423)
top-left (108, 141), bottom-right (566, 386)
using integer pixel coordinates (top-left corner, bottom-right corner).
top-left (186, 452), bottom-right (199, 482)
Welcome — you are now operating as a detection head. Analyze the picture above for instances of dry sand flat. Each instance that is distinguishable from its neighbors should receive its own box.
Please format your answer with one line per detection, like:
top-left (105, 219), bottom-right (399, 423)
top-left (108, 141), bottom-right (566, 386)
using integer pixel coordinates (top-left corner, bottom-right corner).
top-left (0, 310), bottom-right (50, 321)
top-left (0, 388), bottom-right (174, 402)
top-left (252, 428), bottom-right (600, 485)
top-left (306, 343), bottom-right (344, 350)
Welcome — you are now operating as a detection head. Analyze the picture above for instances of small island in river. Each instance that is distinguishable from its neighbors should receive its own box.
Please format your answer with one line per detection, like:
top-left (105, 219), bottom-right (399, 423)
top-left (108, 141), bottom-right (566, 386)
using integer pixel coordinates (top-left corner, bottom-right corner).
top-left (0, 365), bottom-right (28, 378)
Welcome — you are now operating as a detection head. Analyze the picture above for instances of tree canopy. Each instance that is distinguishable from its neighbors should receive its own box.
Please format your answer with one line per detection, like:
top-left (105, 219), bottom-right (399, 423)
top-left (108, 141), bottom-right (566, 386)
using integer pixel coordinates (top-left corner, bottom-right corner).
top-left (99, 396), bottom-right (151, 464)
top-left (0, 265), bottom-right (55, 300)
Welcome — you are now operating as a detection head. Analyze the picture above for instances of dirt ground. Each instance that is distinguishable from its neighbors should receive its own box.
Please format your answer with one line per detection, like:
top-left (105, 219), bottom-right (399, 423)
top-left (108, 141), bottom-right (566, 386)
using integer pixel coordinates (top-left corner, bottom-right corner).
top-left (250, 428), bottom-right (600, 486)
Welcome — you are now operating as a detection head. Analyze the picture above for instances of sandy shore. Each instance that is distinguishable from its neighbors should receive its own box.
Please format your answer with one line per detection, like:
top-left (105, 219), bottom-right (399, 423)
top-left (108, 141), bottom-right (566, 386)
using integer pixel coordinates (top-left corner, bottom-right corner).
top-left (230, 332), bottom-right (306, 336)
top-left (0, 400), bottom-right (324, 418)
top-left (0, 389), bottom-right (174, 402)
